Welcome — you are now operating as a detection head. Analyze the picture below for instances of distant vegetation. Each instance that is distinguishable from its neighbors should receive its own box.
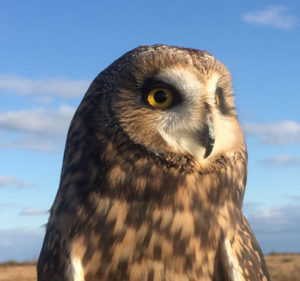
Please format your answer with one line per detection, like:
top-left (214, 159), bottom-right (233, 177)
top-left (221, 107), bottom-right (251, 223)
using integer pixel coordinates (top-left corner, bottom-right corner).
top-left (0, 260), bottom-right (36, 267)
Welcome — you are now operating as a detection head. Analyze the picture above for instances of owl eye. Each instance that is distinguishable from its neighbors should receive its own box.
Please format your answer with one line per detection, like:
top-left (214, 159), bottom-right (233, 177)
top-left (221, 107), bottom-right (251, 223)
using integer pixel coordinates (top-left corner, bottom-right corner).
top-left (146, 87), bottom-right (173, 109)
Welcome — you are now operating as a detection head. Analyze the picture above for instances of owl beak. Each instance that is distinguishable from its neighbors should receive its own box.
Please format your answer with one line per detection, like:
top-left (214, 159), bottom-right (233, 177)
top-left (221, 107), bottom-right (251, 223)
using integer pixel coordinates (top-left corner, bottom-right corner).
top-left (204, 130), bottom-right (214, 158)
top-left (203, 114), bottom-right (215, 158)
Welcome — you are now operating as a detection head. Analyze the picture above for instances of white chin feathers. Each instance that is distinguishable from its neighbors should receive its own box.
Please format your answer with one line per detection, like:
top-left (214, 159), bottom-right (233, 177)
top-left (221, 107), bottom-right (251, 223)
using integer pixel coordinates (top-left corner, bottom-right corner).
top-left (159, 112), bottom-right (215, 162)
top-left (159, 128), bottom-right (207, 160)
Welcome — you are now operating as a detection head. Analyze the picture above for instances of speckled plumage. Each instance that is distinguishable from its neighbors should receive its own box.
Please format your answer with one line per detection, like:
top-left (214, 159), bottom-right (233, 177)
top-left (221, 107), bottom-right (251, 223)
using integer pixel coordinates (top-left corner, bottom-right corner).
top-left (37, 45), bottom-right (270, 281)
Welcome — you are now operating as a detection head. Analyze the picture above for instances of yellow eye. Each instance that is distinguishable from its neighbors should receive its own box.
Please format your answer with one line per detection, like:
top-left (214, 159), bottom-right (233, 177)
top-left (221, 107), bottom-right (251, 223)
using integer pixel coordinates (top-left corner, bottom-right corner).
top-left (147, 87), bottom-right (173, 109)
top-left (215, 93), bottom-right (220, 107)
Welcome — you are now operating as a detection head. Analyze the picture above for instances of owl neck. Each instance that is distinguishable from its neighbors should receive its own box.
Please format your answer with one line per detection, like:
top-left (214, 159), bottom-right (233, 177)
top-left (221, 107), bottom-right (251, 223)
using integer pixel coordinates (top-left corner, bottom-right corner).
top-left (61, 141), bottom-right (246, 212)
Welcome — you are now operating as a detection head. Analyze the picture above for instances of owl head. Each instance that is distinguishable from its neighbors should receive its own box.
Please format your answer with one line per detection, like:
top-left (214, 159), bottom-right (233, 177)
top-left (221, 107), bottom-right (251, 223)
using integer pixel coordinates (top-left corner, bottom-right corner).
top-left (70, 44), bottom-right (246, 175)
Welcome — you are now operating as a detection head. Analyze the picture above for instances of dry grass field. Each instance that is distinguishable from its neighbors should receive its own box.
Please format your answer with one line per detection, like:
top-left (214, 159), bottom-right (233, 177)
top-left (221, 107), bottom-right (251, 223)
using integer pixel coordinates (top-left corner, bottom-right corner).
top-left (0, 254), bottom-right (299, 281)
top-left (0, 261), bottom-right (36, 281)
top-left (265, 253), bottom-right (300, 281)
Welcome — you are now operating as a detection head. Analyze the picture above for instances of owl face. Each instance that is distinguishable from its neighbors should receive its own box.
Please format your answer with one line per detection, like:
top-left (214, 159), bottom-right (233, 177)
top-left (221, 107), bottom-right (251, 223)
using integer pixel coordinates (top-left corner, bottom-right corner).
top-left (109, 45), bottom-right (244, 166)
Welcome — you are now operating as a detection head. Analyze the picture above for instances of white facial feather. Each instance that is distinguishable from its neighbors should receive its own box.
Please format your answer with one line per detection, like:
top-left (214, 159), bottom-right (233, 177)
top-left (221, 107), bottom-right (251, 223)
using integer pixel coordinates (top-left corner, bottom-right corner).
top-left (205, 72), bottom-right (220, 96)
top-left (156, 68), bottom-right (207, 160)
top-left (156, 67), bottom-right (238, 162)
top-left (207, 75), bottom-right (241, 155)
top-left (157, 67), bottom-right (202, 101)
top-left (213, 114), bottom-right (238, 153)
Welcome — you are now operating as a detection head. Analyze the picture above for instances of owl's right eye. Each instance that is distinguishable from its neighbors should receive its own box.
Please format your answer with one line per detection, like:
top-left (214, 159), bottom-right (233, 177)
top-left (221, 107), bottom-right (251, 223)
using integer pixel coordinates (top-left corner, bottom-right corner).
top-left (146, 87), bottom-right (173, 109)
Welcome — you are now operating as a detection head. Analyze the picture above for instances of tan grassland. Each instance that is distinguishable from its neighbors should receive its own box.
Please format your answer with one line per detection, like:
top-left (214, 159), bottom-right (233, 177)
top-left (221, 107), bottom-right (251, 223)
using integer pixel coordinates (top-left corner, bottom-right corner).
top-left (0, 254), bottom-right (299, 281)
top-left (0, 261), bottom-right (36, 281)
top-left (265, 253), bottom-right (300, 281)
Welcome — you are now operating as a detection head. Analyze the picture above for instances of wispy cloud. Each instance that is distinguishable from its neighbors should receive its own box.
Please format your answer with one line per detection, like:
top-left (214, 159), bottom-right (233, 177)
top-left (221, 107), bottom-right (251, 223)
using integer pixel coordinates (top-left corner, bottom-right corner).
top-left (21, 207), bottom-right (47, 216)
top-left (0, 75), bottom-right (90, 99)
top-left (0, 175), bottom-right (34, 189)
top-left (243, 120), bottom-right (300, 145)
top-left (285, 195), bottom-right (300, 202)
top-left (0, 105), bottom-right (75, 152)
top-left (242, 6), bottom-right (297, 29)
top-left (244, 201), bottom-right (300, 253)
top-left (261, 155), bottom-right (300, 167)
top-left (0, 202), bottom-right (15, 211)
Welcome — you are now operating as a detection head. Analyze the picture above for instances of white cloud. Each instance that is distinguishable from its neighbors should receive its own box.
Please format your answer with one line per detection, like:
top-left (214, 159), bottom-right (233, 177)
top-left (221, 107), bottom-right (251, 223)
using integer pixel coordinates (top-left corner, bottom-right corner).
top-left (243, 120), bottom-right (300, 145)
top-left (0, 75), bottom-right (90, 99)
top-left (242, 6), bottom-right (297, 29)
top-left (0, 175), bottom-right (34, 189)
top-left (0, 137), bottom-right (62, 152)
top-left (261, 155), bottom-right (300, 167)
top-left (21, 207), bottom-right (47, 216)
top-left (0, 105), bottom-right (76, 152)
top-left (0, 105), bottom-right (75, 135)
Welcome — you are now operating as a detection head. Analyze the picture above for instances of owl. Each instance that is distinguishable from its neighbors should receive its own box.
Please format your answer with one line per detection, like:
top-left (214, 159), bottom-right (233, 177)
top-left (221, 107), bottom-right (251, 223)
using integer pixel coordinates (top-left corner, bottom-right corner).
top-left (37, 45), bottom-right (270, 281)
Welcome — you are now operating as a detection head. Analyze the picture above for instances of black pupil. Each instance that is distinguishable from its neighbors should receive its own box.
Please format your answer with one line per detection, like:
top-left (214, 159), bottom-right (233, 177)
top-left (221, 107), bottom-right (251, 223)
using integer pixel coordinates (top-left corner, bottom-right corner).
top-left (154, 90), bottom-right (168, 103)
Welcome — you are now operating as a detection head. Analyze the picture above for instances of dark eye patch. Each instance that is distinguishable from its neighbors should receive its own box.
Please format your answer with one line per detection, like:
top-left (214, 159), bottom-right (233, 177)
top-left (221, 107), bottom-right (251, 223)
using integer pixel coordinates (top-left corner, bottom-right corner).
top-left (215, 87), bottom-right (232, 115)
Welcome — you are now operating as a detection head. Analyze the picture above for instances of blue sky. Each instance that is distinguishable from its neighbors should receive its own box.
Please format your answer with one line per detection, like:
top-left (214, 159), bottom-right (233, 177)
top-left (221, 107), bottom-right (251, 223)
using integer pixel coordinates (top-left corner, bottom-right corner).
top-left (0, 0), bottom-right (299, 261)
